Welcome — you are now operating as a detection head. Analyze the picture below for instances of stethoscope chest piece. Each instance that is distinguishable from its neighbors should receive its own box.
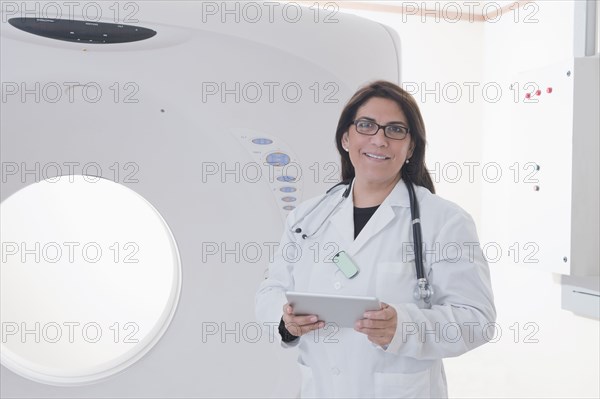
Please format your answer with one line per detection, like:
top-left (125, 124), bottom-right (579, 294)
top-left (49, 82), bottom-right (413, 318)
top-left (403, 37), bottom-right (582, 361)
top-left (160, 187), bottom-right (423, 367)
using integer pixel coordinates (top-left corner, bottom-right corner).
top-left (413, 277), bottom-right (434, 303)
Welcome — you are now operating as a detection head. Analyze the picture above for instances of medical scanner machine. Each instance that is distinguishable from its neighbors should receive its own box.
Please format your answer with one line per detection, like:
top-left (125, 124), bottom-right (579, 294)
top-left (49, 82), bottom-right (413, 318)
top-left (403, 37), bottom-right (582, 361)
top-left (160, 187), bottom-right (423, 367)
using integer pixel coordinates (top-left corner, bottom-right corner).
top-left (0, 2), bottom-right (401, 397)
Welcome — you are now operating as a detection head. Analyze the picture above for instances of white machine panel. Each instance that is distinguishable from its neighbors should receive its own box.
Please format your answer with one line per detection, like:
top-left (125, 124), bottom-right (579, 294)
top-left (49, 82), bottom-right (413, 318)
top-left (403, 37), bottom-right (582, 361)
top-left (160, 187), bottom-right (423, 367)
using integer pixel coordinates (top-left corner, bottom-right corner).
top-left (510, 55), bottom-right (599, 318)
top-left (510, 60), bottom-right (574, 274)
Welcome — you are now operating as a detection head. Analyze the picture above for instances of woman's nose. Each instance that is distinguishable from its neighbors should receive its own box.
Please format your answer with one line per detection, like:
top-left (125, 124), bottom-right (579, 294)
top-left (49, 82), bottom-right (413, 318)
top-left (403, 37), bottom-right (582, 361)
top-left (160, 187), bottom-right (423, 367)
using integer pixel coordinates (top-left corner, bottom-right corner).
top-left (370, 127), bottom-right (388, 146)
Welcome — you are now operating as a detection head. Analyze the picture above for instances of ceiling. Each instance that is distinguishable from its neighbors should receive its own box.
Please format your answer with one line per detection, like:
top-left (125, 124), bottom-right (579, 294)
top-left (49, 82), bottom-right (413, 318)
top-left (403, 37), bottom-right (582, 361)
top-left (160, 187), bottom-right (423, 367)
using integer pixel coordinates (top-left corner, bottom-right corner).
top-left (293, 0), bottom-right (534, 22)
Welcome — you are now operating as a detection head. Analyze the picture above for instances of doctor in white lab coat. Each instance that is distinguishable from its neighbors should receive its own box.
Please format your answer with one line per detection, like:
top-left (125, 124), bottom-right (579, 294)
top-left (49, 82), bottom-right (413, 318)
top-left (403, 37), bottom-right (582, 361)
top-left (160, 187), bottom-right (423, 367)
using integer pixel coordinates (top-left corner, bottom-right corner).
top-left (255, 80), bottom-right (496, 398)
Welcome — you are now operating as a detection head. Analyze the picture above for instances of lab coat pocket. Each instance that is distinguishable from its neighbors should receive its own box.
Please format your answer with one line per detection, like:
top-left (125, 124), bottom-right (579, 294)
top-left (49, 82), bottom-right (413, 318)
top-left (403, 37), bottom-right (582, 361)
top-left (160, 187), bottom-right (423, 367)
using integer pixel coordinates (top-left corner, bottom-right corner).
top-left (297, 357), bottom-right (317, 398)
top-left (374, 368), bottom-right (431, 399)
top-left (375, 261), bottom-right (416, 304)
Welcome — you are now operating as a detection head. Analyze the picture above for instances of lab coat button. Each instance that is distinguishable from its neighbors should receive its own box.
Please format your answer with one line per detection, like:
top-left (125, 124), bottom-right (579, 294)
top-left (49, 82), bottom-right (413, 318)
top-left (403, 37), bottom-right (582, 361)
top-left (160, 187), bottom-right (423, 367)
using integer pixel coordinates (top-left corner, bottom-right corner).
top-left (334, 282), bottom-right (342, 290)
top-left (331, 367), bottom-right (340, 375)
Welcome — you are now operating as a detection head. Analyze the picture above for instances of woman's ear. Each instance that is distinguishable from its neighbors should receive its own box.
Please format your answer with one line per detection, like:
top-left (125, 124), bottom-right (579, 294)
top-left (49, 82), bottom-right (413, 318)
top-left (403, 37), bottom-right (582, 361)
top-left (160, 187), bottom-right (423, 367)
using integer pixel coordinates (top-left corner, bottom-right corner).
top-left (341, 132), bottom-right (349, 150)
top-left (408, 141), bottom-right (416, 159)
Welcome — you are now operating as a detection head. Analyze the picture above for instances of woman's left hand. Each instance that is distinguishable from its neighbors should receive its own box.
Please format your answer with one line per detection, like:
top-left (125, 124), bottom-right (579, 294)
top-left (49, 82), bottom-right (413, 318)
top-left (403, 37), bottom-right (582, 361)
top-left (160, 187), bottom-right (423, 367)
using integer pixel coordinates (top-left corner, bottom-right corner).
top-left (354, 302), bottom-right (397, 347)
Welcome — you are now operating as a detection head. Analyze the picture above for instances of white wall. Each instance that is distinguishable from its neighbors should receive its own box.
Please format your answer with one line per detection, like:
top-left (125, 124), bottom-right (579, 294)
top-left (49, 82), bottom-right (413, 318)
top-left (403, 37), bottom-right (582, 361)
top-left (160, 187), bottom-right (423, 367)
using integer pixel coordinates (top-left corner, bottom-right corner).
top-left (340, 6), bottom-right (485, 222)
top-left (342, 2), bottom-right (599, 398)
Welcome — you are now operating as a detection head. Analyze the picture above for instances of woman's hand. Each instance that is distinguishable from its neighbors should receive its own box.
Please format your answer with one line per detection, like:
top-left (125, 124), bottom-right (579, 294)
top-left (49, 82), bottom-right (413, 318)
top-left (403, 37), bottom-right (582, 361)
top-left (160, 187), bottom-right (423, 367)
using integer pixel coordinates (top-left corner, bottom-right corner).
top-left (354, 302), bottom-right (397, 347)
top-left (282, 303), bottom-right (325, 337)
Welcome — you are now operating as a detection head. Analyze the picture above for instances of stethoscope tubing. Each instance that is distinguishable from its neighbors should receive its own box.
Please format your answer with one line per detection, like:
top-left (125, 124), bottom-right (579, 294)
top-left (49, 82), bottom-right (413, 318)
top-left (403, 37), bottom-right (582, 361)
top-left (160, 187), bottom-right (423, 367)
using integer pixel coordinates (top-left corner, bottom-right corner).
top-left (405, 177), bottom-right (424, 280)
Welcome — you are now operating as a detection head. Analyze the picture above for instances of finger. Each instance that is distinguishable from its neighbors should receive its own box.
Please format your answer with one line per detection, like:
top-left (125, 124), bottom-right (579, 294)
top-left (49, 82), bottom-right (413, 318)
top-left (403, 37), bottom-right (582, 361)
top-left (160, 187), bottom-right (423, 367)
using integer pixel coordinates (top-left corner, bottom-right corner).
top-left (355, 317), bottom-right (397, 335)
top-left (282, 303), bottom-right (292, 314)
top-left (357, 318), bottom-right (391, 329)
top-left (300, 321), bottom-right (325, 335)
top-left (285, 318), bottom-right (322, 330)
top-left (286, 320), bottom-right (324, 336)
top-left (364, 325), bottom-right (395, 338)
top-left (290, 314), bottom-right (321, 325)
top-left (359, 328), bottom-right (391, 345)
top-left (364, 306), bottom-right (395, 321)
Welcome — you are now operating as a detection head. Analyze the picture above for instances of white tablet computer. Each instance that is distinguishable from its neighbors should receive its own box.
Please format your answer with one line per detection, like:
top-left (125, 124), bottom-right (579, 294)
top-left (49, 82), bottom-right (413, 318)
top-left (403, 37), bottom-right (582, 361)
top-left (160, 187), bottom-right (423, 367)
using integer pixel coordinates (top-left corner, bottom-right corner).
top-left (285, 291), bottom-right (381, 328)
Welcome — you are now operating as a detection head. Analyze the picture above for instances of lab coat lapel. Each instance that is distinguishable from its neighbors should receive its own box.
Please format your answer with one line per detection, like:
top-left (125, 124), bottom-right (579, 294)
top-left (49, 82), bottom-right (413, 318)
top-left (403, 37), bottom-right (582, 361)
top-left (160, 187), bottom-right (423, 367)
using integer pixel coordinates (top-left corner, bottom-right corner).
top-left (329, 178), bottom-right (411, 256)
top-left (349, 203), bottom-right (395, 255)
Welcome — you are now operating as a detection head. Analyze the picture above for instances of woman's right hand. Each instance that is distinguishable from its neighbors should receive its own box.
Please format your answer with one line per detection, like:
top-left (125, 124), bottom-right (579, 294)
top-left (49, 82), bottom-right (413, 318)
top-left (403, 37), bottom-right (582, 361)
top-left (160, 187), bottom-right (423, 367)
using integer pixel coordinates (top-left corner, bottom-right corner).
top-left (282, 303), bottom-right (325, 337)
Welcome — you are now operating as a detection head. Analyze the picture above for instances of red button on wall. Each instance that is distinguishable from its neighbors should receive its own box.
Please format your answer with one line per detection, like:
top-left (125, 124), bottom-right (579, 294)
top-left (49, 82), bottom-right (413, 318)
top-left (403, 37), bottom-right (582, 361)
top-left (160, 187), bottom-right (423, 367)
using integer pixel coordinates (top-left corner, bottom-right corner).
top-left (547, 87), bottom-right (553, 93)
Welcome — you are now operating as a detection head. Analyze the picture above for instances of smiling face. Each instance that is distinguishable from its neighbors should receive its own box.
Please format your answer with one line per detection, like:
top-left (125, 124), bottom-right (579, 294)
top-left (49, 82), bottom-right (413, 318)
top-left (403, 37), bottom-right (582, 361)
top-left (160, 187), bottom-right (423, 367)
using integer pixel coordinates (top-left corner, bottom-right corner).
top-left (341, 97), bottom-right (414, 186)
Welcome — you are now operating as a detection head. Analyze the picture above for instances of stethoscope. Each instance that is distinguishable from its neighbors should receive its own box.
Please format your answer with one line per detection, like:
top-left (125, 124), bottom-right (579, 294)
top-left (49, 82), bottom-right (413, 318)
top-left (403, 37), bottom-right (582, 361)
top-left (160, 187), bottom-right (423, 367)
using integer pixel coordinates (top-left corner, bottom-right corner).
top-left (290, 177), bottom-right (434, 303)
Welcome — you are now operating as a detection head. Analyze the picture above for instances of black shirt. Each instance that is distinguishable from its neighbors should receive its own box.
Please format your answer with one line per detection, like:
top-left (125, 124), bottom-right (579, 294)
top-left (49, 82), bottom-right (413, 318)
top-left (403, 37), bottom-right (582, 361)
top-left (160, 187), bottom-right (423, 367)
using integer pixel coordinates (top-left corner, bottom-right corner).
top-left (280, 204), bottom-right (380, 342)
top-left (353, 204), bottom-right (380, 239)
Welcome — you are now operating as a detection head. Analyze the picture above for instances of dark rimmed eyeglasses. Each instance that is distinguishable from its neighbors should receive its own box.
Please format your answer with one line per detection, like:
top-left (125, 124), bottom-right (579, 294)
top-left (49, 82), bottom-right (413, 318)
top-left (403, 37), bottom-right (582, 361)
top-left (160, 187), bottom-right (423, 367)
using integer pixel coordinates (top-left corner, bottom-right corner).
top-left (351, 119), bottom-right (410, 140)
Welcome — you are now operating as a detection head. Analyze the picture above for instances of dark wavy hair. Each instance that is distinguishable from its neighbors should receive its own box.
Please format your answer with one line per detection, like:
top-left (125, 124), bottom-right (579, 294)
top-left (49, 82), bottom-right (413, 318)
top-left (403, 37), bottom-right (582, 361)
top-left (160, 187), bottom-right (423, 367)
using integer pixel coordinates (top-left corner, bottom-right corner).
top-left (334, 80), bottom-right (435, 193)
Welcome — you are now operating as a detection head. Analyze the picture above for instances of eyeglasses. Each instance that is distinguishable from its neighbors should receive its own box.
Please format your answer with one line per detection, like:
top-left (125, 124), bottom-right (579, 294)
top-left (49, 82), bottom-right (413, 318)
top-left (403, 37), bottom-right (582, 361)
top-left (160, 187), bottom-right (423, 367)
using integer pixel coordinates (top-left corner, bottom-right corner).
top-left (351, 119), bottom-right (410, 140)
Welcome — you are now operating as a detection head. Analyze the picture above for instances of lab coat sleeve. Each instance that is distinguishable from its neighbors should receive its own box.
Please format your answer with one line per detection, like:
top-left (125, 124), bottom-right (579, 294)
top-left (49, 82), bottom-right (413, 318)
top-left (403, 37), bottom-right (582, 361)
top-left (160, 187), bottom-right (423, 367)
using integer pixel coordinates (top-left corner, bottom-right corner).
top-left (385, 209), bottom-right (497, 360)
top-left (255, 211), bottom-right (301, 349)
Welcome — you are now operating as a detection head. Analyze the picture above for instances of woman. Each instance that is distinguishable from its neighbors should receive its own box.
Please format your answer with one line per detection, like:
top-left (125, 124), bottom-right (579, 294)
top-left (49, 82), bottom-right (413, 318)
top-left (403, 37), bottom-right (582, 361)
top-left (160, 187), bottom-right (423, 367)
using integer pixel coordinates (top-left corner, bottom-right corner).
top-left (255, 80), bottom-right (496, 398)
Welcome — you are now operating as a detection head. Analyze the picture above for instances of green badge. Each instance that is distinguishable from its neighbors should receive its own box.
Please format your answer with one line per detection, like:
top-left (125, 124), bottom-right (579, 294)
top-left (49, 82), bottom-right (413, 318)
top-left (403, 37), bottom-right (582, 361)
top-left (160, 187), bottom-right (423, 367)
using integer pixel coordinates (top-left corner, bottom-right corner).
top-left (332, 251), bottom-right (359, 279)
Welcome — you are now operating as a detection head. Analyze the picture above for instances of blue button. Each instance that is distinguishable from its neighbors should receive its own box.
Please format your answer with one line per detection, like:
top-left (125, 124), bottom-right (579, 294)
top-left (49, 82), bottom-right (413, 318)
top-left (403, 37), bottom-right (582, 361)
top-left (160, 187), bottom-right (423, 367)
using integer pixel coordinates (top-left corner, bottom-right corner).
top-left (277, 176), bottom-right (296, 183)
top-left (252, 138), bottom-right (273, 145)
top-left (266, 152), bottom-right (290, 167)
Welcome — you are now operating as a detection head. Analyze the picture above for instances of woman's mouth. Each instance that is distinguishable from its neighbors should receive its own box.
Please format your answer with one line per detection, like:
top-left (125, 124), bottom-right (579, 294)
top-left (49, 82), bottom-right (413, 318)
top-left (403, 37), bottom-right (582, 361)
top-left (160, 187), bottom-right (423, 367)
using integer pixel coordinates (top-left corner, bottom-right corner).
top-left (363, 152), bottom-right (390, 160)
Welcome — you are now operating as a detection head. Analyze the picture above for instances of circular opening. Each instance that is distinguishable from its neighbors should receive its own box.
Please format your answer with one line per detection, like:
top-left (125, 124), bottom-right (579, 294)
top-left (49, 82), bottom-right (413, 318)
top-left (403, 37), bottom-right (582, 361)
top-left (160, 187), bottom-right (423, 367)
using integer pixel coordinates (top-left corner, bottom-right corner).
top-left (0, 175), bottom-right (181, 386)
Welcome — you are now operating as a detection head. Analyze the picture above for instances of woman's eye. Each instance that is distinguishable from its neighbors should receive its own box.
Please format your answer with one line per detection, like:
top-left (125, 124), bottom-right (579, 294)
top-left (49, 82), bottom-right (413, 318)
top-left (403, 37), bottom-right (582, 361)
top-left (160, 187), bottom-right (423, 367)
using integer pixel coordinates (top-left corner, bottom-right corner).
top-left (388, 125), bottom-right (403, 133)
top-left (357, 121), bottom-right (373, 129)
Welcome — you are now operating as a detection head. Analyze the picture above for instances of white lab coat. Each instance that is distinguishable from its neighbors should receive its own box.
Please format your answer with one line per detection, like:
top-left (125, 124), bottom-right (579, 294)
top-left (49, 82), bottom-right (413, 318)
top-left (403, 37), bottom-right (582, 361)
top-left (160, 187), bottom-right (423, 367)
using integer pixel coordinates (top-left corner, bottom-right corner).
top-left (255, 178), bottom-right (496, 398)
